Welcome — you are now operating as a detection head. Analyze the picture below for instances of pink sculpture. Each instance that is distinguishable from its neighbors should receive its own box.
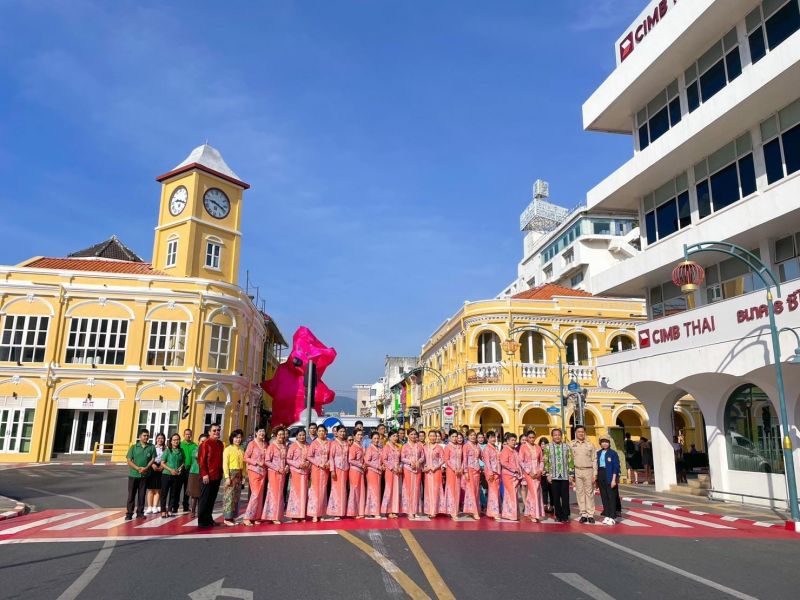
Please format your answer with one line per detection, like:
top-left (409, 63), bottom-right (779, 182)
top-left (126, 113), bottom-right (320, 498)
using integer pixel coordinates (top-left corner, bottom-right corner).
top-left (262, 326), bottom-right (337, 427)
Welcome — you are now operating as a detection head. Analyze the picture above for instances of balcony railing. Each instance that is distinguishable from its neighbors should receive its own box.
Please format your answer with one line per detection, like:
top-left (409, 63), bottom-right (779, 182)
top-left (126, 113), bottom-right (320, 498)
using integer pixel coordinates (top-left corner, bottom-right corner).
top-left (466, 362), bottom-right (502, 383)
top-left (516, 362), bottom-right (595, 381)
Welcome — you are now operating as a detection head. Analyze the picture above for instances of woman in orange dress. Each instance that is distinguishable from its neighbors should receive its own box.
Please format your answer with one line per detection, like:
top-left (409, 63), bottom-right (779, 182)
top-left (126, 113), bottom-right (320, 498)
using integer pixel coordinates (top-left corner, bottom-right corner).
top-left (242, 428), bottom-right (268, 526)
top-left (481, 431), bottom-right (502, 521)
top-left (400, 429), bottom-right (425, 519)
top-left (423, 431), bottom-right (445, 517)
top-left (462, 429), bottom-right (481, 520)
top-left (285, 429), bottom-right (311, 521)
top-left (500, 432), bottom-right (522, 521)
top-left (326, 426), bottom-right (350, 519)
top-left (380, 430), bottom-right (402, 518)
top-left (306, 425), bottom-right (330, 523)
top-left (347, 430), bottom-right (366, 518)
top-left (519, 429), bottom-right (545, 522)
top-left (261, 426), bottom-right (289, 524)
top-left (364, 432), bottom-right (383, 518)
top-left (443, 430), bottom-right (463, 520)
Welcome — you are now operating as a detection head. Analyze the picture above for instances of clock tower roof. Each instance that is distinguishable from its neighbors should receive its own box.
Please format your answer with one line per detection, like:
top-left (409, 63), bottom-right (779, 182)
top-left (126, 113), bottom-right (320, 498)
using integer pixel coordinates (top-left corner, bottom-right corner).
top-left (156, 143), bottom-right (249, 189)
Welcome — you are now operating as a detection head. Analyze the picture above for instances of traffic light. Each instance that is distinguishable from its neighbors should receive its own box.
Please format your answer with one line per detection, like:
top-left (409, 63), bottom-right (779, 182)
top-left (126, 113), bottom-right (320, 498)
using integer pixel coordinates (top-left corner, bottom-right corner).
top-left (181, 388), bottom-right (191, 419)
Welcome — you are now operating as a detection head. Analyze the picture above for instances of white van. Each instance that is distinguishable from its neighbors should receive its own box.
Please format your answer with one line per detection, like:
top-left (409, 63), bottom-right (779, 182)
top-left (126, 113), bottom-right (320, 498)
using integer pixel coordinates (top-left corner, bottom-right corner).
top-left (287, 415), bottom-right (381, 441)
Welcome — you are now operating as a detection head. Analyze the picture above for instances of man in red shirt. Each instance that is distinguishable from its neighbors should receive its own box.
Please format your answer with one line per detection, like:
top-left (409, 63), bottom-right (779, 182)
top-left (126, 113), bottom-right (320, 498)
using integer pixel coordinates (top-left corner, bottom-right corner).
top-left (197, 424), bottom-right (224, 527)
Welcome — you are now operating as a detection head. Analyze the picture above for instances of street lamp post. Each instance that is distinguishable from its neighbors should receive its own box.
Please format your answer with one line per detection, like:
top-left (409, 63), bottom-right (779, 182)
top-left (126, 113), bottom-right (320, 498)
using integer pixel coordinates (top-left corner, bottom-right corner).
top-left (506, 325), bottom-right (570, 434)
top-left (407, 366), bottom-right (447, 430)
top-left (675, 241), bottom-right (799, 522)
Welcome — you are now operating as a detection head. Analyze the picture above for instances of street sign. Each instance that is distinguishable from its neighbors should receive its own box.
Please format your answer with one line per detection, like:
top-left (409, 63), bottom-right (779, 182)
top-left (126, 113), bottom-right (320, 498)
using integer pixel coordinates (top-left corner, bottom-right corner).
top-left (546, 406), bottom-right (561, 415)
top-left (567, 380), bottom-right (580, 392)
top-left (443, 405), bottom-right (455, 418)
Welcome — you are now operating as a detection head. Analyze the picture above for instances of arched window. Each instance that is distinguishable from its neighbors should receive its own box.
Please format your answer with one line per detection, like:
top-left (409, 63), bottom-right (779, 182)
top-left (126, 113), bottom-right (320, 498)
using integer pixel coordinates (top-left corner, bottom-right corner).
top-left (724, 384), bottom-right (783, 473)
top-left (519, 331), bottom-right (545, 363)
top-left (565, 332), bottom-right (591, 365)
top-left (477, 331), bottom-right (501, 363)
top-left (609, 335), bottom-right (635, 353)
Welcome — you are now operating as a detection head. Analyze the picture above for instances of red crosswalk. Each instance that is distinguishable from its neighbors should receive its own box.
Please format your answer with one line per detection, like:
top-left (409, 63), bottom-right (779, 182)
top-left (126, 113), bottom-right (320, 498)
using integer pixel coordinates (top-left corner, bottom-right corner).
top-left (0, 506), bottom-right (793, 543)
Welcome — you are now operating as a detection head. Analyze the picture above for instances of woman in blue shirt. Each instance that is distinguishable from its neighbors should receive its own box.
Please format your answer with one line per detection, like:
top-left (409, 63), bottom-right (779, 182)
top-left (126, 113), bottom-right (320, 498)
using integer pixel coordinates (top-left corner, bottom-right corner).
top-left (596, 438), bottom-right (621, 525)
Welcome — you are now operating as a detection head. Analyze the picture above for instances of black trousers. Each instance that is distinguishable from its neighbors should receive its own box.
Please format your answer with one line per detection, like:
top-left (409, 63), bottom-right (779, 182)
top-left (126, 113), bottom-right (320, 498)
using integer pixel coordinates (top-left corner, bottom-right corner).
top-left (197, 478), bottom-right (221, 526)
top-left (178, 469), bottom-right (190, 511)
top-left (126, 477), bottom-right (147, 517)
top-left (551, 479), bottom-right (570, 521)
top-left (597, 468), bottom-right (622, 518)
top-left (160, 474), bottom-right (181, 513)
top-left (540, 477), bottom-right (552, 507)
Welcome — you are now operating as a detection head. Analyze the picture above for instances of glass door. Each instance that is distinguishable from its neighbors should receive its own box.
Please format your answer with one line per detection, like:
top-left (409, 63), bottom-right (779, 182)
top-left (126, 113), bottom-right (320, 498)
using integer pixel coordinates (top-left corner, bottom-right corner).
top-left (72, 411), bottom-right (90, 452)
top-left (71, 410), bottom-right (109, 453)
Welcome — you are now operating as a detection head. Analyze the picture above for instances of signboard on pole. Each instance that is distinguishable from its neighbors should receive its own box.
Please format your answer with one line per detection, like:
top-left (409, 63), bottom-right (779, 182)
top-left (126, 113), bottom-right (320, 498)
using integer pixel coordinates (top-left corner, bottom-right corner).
top-left (443, 405), bottom-right (455, 427)
top-left (546, 406), bottom-right (561, 415)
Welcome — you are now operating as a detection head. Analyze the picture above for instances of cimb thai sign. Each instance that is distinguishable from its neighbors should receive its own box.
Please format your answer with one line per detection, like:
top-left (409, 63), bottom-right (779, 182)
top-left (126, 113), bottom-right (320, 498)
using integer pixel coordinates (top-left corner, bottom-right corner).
top-left (616, 0), bottom-right (680, 65)
top-left (634, 283), bottom-right (800, 354)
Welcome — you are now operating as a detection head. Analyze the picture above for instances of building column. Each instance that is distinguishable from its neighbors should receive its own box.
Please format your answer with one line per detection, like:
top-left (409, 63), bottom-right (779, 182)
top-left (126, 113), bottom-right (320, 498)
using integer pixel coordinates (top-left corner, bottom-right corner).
top-left (644, 397), bottom-right (679, 492)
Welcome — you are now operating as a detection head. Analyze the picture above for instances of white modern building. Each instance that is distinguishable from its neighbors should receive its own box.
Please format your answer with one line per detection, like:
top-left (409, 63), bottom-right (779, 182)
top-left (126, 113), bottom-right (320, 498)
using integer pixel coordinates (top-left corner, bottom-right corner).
top-left (499, 181), bottom-right (639, 298)
top-left (382, 356), bottom-right (418, 422)
top-left (584, 0), bottom-right (800, 512)
top-left (353, 379), bottom-right (384, 418)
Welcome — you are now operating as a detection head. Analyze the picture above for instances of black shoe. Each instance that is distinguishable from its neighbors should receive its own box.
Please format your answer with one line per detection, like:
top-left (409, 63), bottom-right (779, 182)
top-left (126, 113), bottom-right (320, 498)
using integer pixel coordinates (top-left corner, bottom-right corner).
top-left (137, 513), bottom-right (146, 519)
top-left (124, 515), bottom-right (133, 521)
top-left (587, 517), bottom-right (595, 524)
top-left (579, 516), bottom-right (588, 524)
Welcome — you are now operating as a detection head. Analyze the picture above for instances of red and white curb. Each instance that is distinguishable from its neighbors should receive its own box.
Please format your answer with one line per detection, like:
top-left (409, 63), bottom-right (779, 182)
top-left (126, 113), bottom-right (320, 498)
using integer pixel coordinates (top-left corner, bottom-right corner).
top-left (0, 462), bottom-right (126, 470)
top-left (0, 498), bottom-right (29, 522)
top-left (622, 496), bottom-right (798, 532)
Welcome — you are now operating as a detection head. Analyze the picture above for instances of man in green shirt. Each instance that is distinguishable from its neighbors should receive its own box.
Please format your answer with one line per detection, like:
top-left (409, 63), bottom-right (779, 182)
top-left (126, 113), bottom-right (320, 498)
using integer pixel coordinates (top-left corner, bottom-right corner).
top-left (125, 429), bottom-right (156, 520)
top-left (179, 428), bottom-right (198, 512)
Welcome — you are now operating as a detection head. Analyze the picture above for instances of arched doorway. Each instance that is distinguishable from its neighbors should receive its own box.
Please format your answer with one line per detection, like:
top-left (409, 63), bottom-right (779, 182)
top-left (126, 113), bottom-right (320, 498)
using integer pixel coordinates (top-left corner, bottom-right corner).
top-left (724, 384), bottom-right (784, 474)
top-left (615, 409), bottom-right (647, 439)
top-left (477, 406), bottom-right (504, 434)
top-left (569, 410), bottom-right (598, 441)
top-left (521, 407), bottom-right (551, 438)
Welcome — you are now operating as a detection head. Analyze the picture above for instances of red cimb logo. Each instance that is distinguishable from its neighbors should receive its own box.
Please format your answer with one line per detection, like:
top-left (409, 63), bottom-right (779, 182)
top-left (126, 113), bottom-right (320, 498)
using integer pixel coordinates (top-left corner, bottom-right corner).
top-left (638, 329), bottom-right (651, 349)
top-left (619, 32), bottom-right (634, 62)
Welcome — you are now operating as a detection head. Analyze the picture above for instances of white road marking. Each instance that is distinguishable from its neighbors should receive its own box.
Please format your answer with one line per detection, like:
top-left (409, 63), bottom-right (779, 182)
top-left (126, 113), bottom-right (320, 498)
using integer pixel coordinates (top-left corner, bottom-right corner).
top-left (0, 530), bottom-right (339, 544)
top-left (753, 521), bottom-right (778, 528)
top-left (136, 515), bottom-right (181, 528)
top-left (647, 510), bottom-right (733, 529)
top-left (368, 530), bottom-right (405, 598)
top-left (20, 470), bottom-right (43, 478)
top-left (625, 510), bottom-right (691, 528)
top-left (56, 540), bottom-right (115, 600)
top-left (689, 510), bottom-right (708, 515)
top-left (46, 511), bottom-right (120, 531)
top-left (721, 516), bottom-right (739, 522)
top-left (618, 518), bottom-right (649, 527)
top-left (90, 516), bottom-right (132, 530)
top-left (0, 513), bottom-right (82, 535)
top-left (552, 573), bottom-right (616, 600)
top-left (183, 513), bottom-right (223, 527)
top-left (585, 533), bottom-right (758, 600)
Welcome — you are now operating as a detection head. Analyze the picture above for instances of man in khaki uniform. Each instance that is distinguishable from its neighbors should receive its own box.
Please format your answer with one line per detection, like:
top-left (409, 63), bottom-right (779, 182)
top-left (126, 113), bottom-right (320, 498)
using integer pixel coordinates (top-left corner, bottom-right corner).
top-left (571, 425), bottom-right (598, 524)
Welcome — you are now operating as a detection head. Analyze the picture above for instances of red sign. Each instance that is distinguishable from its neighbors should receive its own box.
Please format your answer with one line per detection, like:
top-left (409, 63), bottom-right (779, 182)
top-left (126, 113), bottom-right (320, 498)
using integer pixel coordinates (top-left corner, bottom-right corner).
top-left (617, 0), bottom-right (679, 64)
top-left (443, 405), bottom-right (455, 419)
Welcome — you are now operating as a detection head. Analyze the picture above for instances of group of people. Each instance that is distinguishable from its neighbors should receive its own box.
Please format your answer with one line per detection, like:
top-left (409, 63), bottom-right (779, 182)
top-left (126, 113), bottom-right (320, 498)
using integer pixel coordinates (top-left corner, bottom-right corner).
top-left (125, 421), bottom-right (623, 527)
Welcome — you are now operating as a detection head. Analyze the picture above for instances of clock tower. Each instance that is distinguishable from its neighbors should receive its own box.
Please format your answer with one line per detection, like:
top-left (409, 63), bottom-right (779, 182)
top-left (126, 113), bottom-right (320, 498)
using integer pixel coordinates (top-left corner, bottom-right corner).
top-left (152, 144), bottom-right (249, 285)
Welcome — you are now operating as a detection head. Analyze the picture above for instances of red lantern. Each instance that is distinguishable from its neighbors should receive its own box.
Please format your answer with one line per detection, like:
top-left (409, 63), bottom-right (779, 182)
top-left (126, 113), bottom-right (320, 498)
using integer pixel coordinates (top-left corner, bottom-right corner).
top-left (672, 260), bottom-right (705, 293)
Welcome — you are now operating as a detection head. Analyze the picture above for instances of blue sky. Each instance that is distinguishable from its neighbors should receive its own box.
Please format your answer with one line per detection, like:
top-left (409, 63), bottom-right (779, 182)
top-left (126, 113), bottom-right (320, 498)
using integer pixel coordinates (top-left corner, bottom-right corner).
top-left (0, 0), bottom-right (643, 396)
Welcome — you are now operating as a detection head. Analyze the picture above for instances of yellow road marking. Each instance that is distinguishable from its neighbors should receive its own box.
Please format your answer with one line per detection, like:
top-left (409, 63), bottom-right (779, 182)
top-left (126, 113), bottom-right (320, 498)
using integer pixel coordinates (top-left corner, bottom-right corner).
top-left (400, 529), bottom-right (456, 600)
top-left (336, 530), bottom-right (431, 600)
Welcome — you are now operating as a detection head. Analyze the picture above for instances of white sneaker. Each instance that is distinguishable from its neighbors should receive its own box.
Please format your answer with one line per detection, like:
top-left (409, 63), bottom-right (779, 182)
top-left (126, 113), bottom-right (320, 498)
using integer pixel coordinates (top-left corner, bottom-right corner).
top-left (603, 517), bottom-right (616, 525)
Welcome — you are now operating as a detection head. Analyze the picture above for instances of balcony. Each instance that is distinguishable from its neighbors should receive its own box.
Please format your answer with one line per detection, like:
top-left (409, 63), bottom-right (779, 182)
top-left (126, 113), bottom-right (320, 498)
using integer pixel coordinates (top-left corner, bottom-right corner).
top-left (466, 362), bottom-right (502, 384)
top-left (466, 362), bottom-right (597, 385)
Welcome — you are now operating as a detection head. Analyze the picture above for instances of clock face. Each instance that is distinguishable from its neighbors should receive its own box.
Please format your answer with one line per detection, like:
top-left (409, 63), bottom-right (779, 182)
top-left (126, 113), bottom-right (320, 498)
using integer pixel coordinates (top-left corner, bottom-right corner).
top-left (168, 186), bottom-right (188, 216)
top-left (203, 188), bottom-right (231, 219)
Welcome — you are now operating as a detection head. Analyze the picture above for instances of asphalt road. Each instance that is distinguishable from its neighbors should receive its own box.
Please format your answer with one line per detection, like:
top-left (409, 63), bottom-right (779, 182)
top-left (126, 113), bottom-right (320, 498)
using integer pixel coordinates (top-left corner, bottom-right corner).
top-left (1, 464), bottom-right (798, 600)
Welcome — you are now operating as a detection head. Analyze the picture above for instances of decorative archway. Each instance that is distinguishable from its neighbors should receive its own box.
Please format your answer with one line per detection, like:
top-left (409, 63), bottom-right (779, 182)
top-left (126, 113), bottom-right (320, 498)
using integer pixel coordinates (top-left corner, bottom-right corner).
top-left (520, 406), bottom-right (551, 434)
top-left (475, 406), bottom-right (505, 433)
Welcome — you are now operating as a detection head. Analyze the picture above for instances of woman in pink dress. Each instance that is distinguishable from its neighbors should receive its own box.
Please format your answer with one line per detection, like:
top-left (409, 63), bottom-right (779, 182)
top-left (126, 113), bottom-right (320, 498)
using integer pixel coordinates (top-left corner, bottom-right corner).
top-left (261, 426), bottom-right (289, 524)
top-left (364, 432), bottom-right (384, 518)
top-left (481, 431), bottom-right (502, 521)
top-left (285, 429), bottom-right (311, 522)
top-left (380, 430), bottom-right (402, 518)
top-left (424, 431), bottom-right (445, 517)
top-left (500, 432), bottom-right (522, 521)
top-left (347, 430), bottom-right (366, 518)
top-left (462, 430), bottom-right (481, 520)
top-left (326, 426), bottom-right (350, 519)
top-left (519, 429), bottom-right (545, 522)
top-left (242, 428), bottom-right (268, 526)
top-left (443, 430), bottom-right (463, 520)
top-left (307, 425), bottom-right (330, 522)
top-left (400, 429), bottom-right (425, 519)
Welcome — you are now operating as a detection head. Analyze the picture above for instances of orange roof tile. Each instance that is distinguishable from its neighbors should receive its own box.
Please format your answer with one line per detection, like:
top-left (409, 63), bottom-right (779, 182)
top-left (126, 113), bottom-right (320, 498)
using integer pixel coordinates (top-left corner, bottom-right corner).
top-left (23, 257), bottom-right (167, 276)
top-left (511, 284), bottom-right (592, 300)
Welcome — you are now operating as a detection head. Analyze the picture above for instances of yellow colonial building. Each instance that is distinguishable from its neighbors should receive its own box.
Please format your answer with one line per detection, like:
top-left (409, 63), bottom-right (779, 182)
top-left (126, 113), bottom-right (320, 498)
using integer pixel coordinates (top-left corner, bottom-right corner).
top-left (0, 144), bottom-right (285, 463)
top-left (417, 284), bottom-right (694, 448)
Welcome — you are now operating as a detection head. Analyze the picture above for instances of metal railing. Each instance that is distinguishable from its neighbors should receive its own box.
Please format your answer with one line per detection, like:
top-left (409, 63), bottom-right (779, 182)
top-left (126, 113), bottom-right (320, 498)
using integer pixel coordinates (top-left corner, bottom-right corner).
top-left (91, 442), bottom-right (129, 464)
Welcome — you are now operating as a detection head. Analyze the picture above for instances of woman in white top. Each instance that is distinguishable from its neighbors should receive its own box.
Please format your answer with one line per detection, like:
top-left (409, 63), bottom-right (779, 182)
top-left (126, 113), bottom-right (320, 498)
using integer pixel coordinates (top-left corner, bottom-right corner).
top-left (145, 432), bottom-right (166, 515)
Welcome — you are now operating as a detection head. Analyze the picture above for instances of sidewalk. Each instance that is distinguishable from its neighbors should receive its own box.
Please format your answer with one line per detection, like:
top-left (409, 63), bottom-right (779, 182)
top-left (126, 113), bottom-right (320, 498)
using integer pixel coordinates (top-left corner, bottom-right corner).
top-left (0, 495), bottom-right (28, 521)
top-left (619, 484), bottom-right (792, 524)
